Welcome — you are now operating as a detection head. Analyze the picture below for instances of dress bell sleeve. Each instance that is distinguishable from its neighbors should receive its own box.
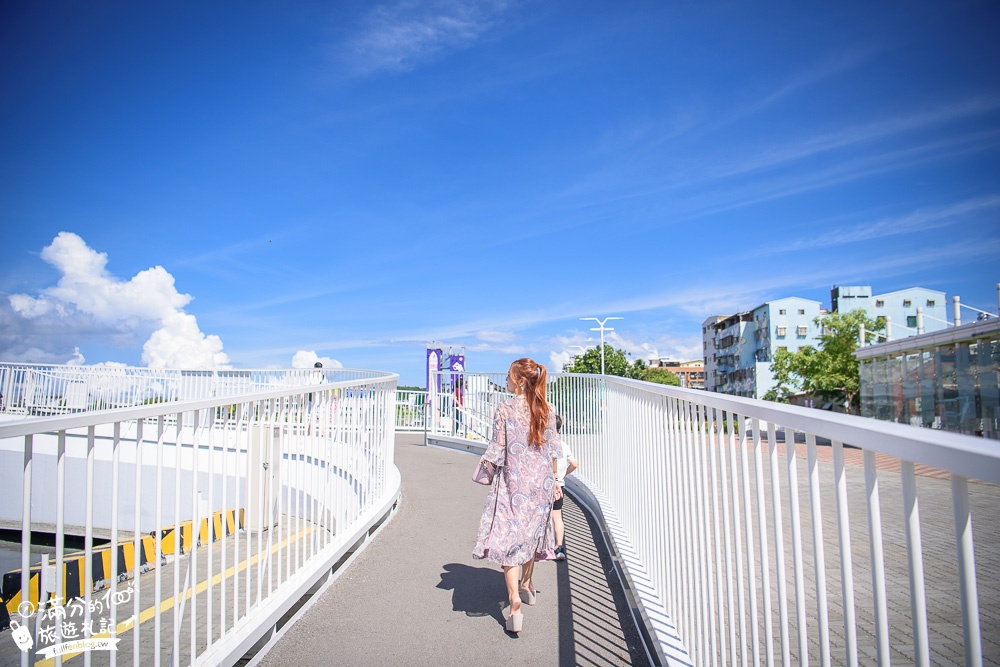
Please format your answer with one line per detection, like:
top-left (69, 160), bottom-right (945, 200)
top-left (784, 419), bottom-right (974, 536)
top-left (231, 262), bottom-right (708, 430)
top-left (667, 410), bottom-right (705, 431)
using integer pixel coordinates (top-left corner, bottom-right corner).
top-left (482, 402), bottom-right (508, 467)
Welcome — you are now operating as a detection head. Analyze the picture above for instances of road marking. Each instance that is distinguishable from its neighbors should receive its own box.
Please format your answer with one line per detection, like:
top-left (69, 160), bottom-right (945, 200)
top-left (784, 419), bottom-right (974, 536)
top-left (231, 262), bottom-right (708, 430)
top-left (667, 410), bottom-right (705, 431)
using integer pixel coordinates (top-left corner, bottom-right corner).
top-left (36, 526), bottom-right (316, 666)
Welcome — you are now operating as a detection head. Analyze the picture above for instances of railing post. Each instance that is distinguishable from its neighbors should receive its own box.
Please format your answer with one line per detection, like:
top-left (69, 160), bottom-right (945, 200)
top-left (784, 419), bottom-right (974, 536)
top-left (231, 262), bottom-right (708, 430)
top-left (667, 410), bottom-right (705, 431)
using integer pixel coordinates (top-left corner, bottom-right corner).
top-left (954, 296), bottom-right (962, 327)
top-left (951, 475), bottom-right (983, 667)
top-left (902, 461), bottom-right (931, 666)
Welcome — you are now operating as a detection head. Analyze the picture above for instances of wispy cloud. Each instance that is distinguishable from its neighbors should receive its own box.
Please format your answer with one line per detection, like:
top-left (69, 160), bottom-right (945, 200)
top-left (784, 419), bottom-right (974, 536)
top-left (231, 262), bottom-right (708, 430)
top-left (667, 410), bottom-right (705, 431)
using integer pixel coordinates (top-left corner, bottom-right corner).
top-left (341, 0), bottom-right (513, 76)
top-left (682, 128), bottom-right (1000, 220)
top-left (775, 195), bottom-right (1000, 252)
top-left (706, 95), bottom-right (1000, 182)
top-left (731, 47), bottom-right (879, 121)
top-left (475, 329), bottom-right (517, 343)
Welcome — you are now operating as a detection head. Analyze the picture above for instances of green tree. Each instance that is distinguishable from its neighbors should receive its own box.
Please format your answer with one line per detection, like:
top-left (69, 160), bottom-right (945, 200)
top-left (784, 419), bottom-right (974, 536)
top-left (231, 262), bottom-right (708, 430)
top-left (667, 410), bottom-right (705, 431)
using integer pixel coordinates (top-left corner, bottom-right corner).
top-left (763, 309), bottom-right (885, 414)
top-left (567, 344), bottom-right (646, 379)
top-left (642, 367), bottom-right (682, 386)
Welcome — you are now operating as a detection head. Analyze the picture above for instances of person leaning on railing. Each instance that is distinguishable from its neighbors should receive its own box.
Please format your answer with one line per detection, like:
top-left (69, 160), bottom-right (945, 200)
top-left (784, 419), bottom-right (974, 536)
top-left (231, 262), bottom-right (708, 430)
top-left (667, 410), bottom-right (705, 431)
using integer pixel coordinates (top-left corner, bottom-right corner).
top-left (551, 414), bottom-right (577, 560)
top-left (472, 358), bottom-right (561, 634)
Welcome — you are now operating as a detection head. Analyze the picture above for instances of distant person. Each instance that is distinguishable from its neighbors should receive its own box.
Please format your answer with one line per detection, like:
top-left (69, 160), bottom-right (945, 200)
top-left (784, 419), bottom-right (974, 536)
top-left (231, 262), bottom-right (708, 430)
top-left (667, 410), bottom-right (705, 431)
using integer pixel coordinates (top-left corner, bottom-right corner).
top-left (473, 358), bottom-right (561, 634)
top-left (551, 414), bottom-right (577, 560)
top-left (453, 377), bottom-right (465, 436)
top-left (307, 362), bottom-right (323, 434)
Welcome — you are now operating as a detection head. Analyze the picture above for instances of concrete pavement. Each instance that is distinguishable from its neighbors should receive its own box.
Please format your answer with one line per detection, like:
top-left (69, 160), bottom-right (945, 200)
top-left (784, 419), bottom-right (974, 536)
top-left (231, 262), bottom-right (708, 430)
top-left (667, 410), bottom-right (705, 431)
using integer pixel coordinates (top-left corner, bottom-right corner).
top-left (258, 433), bottom-right (651, 667)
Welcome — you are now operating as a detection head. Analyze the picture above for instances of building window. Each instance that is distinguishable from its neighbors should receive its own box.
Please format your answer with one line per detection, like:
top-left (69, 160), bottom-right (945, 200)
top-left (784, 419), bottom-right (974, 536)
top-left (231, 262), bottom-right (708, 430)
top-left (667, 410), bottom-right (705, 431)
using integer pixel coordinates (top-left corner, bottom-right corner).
top-left (798, 309), bottom-right (805, 315)
top-left (876, 300), bottom-right (884, 308)
top-left (903, 299), bottom-right (912, 307)
top-left (776, 326), bottom-right (787, 337)
top-left (777, 346), bottom-right (787, 353)
top-left (779, 309), bottom-right (786, 315)
top-left (797, 326), bottom-right (808, 337)
top-left (927, 299), bottom-right (936, 307)
top-left (907, 315), bottom-right (917, 328)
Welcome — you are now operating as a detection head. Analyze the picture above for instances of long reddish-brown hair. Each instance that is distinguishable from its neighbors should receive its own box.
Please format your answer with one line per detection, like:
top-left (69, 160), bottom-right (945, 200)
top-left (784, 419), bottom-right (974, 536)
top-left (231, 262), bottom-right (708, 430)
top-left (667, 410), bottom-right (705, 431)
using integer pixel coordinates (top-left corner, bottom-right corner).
top-left (509, 358), bottom-right (549, 447)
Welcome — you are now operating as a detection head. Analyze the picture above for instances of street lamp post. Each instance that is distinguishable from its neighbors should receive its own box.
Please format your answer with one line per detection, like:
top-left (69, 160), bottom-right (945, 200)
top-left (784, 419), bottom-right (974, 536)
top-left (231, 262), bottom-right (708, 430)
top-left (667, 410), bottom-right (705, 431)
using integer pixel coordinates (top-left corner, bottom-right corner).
top-left (580, 316), bottom-right (623, 376)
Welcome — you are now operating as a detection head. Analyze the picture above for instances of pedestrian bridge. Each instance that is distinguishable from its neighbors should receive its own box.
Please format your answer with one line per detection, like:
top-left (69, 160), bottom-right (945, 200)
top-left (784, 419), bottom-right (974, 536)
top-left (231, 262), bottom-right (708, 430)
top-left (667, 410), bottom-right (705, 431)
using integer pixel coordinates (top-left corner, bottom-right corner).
top-left (0, 363), bottom-right (997, 666)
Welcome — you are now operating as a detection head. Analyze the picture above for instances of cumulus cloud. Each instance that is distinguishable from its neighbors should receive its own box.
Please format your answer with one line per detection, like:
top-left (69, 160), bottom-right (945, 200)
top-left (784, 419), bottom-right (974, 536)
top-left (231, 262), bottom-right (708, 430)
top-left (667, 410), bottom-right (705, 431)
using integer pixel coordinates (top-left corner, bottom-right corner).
top-left (549, 350), bottom-right (571, 371)
top-left (4, 232), bottom-right (230, 369)
top-left (142, 312), bottom-right (230, 370)
top-left (291, 350), bottom-right (344, 369)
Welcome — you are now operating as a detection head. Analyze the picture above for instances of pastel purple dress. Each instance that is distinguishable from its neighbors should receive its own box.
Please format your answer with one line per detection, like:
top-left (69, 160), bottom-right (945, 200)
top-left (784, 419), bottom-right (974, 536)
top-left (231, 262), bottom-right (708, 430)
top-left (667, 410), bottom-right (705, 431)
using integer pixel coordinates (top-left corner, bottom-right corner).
top-left (473, 396), bottom-right (560, 566)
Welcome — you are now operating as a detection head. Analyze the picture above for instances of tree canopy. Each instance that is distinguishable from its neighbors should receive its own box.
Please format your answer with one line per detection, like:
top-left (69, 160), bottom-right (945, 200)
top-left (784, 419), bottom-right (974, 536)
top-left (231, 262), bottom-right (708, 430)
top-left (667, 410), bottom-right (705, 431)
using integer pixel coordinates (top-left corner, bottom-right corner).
top-left (764, 309), bottom-right (885, 414)
top-left (566, 344), bottom-right (680, 385)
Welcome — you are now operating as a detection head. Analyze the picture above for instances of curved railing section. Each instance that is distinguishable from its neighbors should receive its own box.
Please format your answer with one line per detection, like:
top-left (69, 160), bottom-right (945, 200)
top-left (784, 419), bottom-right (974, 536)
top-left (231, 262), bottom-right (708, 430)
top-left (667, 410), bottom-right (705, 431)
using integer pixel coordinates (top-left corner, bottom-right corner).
top-left (428, 371), bottom-right (999, 667)
top-left (0, 367), bottom-right (399, 667)
top-left (0, 362), bottom-right (389, 417)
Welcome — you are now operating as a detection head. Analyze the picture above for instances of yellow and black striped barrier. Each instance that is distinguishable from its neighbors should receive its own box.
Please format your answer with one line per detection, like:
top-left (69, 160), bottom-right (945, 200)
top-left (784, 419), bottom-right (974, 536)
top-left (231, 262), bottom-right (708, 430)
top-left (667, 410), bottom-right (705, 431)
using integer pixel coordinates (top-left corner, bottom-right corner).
top-left (2, 508), bottom-right (244, 626)
top-left (1, 535), bottom-right (155, 622)
top-left (155, 508), bottom-right (244, 555)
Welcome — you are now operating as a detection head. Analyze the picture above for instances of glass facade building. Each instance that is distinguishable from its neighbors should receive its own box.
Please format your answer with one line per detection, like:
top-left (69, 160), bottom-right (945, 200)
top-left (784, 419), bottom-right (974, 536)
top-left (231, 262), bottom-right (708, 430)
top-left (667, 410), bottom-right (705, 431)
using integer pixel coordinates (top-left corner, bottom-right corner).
top-left (857, 318), bottom-right (1000, 439)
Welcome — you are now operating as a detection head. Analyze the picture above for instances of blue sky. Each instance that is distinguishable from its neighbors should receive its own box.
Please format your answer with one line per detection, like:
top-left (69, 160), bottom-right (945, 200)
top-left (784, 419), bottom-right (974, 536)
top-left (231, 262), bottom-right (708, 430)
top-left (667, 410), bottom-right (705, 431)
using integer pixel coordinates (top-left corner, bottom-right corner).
top-left (2, 1), bottom-right (998, 386)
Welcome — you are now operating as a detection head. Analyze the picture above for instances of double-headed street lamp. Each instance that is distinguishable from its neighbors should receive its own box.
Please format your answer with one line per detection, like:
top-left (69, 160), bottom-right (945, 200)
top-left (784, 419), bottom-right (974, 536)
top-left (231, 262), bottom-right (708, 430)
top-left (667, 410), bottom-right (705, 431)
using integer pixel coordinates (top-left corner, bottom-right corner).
top-left (580, 316), bottom-right (623, 376)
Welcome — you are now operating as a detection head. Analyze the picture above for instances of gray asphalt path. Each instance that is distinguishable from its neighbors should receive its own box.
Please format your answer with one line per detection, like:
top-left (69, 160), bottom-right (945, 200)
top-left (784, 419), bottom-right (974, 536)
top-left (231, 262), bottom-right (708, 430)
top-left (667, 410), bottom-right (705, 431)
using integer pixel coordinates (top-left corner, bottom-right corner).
top-left (259, 433), bottom-right (651, 667)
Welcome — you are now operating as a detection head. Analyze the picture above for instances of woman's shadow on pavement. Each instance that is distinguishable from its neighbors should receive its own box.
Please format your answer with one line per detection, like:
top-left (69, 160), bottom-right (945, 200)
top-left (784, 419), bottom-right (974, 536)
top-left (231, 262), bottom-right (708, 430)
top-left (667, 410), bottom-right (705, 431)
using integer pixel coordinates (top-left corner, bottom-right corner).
top-left (437, 563), bottom-right (506, 628)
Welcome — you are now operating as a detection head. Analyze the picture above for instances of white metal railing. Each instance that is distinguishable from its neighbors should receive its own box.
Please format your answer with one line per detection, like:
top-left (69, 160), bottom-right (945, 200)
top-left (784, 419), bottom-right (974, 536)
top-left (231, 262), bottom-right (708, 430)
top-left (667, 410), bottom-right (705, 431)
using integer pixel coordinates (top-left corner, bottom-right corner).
top-left (0, 363), bottom-right (388, 418)
top-left (394, 390), bottom-right (427, 432)
top-left (0, 367), bottom-right (399, 666)
top-left (427, 371), bottom-right (999, 667)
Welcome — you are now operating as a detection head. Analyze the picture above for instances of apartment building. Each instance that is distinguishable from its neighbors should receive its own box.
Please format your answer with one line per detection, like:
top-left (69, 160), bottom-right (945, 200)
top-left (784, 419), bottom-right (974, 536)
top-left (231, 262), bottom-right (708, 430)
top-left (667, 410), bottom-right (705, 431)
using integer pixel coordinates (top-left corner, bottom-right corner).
top-left (650, 358), bottom-right (705, 389)
top-left (704, 297), bottom-right (825, 399)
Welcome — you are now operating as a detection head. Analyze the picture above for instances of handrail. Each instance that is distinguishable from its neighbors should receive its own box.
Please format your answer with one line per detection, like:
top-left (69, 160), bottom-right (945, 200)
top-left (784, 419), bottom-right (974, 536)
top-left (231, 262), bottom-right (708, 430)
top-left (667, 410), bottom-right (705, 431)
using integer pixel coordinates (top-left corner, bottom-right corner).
top-left (426, 371), bottom-right (998, 666)
top-left (0, 365), bottom-right (399, 666)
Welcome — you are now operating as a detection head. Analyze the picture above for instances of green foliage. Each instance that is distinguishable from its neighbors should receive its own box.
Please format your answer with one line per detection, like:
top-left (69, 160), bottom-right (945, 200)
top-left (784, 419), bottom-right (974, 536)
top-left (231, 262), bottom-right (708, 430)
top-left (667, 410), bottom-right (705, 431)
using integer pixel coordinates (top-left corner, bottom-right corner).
top-left (567, 344), bottom-right (647, 378)
top-left (397, 385), bottom-right (424, 392)
top-left (642, 367), bottom-right (681, 386)
top-left (567, 344), bottom-right (683, 386)
top-left (765, 309), bottom-right (885, 414)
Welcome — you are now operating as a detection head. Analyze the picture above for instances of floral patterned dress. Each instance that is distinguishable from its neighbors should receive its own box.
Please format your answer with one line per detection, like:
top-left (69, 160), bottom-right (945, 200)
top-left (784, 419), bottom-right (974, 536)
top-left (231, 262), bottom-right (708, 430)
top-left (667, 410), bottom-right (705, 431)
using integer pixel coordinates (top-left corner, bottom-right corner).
top-left (473, 396), bottom-right (560, 566)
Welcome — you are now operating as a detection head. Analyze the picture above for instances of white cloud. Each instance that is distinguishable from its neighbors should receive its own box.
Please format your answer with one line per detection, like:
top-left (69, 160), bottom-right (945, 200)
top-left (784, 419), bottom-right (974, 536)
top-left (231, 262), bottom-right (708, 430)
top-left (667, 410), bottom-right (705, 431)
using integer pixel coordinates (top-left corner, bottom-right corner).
top-left (142, 312), bottom-right (230, 370)
top-left (549, 350), bottom-right (571, 371)
top-left (343, 0), bottom-right (512, 76)
top-left (24, 232), bottom-right (192, 323)
top-left (5, 232), bottom-right (230, 369)
top-left (291, 350), bottom-right (344, 369)
top-left (475, 329), bottom-right (516, 343)
top-left (464, 342), bottom-right (527, 354)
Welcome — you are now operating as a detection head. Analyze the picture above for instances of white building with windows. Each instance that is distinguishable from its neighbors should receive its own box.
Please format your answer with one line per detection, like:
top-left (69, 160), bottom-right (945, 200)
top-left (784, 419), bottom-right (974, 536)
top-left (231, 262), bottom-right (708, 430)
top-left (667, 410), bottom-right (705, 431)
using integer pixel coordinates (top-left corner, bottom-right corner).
top-left (832, 285), bottom-right (948, 338)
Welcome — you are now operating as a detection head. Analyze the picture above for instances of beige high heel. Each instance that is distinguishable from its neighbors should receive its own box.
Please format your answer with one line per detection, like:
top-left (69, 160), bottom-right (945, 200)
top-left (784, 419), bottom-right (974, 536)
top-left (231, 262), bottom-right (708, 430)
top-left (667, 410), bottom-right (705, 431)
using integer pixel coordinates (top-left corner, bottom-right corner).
top-left (505, 609), bottom-right (523, 633)
top-left (519, 580), bottom-right (537, 605)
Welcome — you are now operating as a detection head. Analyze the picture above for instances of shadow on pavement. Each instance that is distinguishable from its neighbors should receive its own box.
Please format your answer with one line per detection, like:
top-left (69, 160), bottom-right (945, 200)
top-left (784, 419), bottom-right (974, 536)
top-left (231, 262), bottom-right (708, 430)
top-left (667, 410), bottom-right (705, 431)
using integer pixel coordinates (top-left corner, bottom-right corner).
top-left (437, 563), bottom-right (506, 629)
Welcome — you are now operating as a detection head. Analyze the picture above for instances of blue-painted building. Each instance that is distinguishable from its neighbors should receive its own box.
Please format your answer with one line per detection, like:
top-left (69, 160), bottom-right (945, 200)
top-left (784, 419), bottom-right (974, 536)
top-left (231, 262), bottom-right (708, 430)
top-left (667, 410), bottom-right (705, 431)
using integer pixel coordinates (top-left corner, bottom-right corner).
top-left (704, 297), bottom-right (825, 399)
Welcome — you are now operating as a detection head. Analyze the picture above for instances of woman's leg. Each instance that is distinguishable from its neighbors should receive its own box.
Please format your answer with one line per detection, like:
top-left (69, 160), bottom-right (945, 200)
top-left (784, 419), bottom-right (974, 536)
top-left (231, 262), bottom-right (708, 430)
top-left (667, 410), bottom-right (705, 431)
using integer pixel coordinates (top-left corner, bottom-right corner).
top-left (503, 565), bottom-right (521, 615)
top-left (520, 557), bottom-right (537, 593)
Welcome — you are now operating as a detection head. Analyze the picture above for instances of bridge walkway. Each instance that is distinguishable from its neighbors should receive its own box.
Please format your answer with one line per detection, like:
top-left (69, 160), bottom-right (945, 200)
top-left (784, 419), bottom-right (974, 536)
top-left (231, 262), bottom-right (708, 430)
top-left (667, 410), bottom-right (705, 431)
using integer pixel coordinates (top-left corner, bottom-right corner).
top-left (258, 433), bottom-right (652, 667)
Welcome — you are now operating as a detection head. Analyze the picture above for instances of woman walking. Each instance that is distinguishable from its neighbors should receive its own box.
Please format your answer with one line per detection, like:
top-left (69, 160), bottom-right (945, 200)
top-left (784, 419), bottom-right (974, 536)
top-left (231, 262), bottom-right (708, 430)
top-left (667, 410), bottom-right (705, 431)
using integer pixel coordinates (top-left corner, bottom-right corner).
top-left (473, 358), bottom-right (561, 634)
